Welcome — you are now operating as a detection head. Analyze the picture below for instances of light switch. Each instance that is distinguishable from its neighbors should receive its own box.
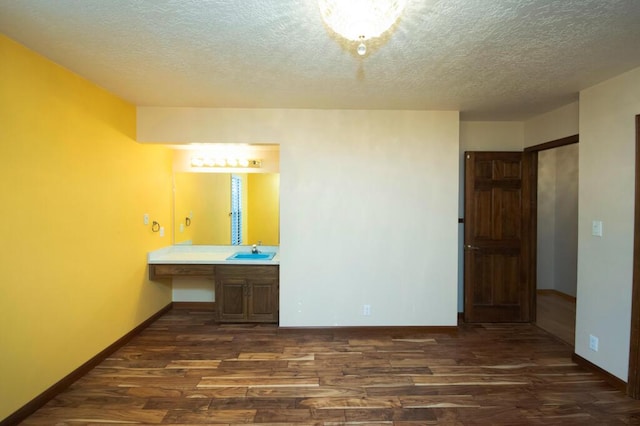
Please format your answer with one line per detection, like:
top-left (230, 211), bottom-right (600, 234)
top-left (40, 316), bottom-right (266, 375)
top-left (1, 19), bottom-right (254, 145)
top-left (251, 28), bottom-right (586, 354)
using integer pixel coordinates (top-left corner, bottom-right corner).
top-left (592, 220), bottom-right (603, 237)
top-left (159, 226), bottom-right (165, 237)
top-left (143, 213), bottom-right (149, 225)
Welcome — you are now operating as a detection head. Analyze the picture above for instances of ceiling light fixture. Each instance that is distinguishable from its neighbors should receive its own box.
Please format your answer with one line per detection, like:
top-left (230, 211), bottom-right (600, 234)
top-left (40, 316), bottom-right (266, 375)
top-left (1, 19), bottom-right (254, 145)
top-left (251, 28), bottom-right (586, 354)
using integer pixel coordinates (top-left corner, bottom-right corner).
top-left (318, 0), bottom-right (407, 56)
top-left (190, 156), bottom-right (262, 169)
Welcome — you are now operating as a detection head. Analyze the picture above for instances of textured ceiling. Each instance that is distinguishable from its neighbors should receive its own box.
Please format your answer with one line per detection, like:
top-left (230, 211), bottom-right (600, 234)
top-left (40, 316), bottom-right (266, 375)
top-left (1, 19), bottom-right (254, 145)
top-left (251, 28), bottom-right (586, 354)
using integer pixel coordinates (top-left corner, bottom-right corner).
top-left (1, 0), bottom-right (640, 120)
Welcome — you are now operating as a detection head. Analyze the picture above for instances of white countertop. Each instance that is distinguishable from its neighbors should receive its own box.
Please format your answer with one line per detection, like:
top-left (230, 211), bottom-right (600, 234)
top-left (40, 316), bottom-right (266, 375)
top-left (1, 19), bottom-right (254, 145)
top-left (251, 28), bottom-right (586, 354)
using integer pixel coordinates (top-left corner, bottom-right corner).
top-left (148, 245), bottom-right (280, 265)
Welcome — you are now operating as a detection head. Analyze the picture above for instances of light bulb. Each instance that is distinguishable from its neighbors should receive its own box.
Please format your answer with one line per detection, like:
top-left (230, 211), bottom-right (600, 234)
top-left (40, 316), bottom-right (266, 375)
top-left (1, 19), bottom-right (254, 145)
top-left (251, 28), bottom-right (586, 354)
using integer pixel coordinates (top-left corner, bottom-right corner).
top-left (356, 34), bottom-right (367, 56)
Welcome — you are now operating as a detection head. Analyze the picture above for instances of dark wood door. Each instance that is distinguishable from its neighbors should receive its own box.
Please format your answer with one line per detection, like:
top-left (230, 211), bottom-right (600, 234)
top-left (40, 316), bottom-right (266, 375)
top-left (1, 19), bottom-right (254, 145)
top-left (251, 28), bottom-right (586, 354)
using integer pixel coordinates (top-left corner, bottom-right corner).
top-left (247, 279), bottom-right (279, 322)
top-left (464, 151), bottom-right (532, 322)
top-left (217, 279), bottom-right (247, 321)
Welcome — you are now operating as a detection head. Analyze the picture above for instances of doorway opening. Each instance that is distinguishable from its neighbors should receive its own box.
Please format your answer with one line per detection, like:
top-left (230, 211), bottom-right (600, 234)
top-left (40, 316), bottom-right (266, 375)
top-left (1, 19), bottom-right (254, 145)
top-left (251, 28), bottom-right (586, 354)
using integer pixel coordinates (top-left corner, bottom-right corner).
top-left (525, 135), bottom-right (579, 345)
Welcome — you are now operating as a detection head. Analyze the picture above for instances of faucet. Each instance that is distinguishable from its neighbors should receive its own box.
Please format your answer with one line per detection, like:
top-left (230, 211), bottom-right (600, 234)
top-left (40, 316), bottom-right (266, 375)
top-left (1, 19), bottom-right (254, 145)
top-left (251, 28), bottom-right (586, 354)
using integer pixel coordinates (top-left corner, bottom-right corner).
top-left (251, 244), bottom-right (259, 254)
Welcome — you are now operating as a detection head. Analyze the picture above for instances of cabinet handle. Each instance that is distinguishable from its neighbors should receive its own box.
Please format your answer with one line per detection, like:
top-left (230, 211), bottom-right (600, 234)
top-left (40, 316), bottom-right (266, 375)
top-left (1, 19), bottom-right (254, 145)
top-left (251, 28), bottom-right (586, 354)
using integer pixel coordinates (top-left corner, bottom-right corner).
top-left (464, 244), bottom-right (480, 250)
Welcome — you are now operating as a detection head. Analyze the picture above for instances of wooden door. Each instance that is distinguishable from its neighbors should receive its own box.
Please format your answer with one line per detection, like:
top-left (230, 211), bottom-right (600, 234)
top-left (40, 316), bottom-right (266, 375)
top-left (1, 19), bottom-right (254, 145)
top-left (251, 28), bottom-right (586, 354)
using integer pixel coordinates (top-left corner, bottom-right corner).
top-left (464, 151), bottom-right (532, 322)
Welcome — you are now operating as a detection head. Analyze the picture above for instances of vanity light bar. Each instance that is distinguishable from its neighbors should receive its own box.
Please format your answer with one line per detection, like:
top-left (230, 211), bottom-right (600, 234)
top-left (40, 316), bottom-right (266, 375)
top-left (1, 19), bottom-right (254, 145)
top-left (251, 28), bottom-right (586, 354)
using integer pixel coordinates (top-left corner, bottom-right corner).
top-left (190, 157), bottom-right (262, 168)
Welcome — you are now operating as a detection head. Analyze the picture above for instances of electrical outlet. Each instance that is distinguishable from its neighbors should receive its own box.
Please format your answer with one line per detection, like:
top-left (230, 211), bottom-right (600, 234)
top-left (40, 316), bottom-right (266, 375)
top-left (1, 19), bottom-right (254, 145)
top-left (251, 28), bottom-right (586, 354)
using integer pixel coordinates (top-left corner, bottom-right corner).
top-left (363, 304), bottom-right (371, 316)
top-left (589, 334), bottom-right (599, 352)
top-left (143, 213), bottom-right (149, 225)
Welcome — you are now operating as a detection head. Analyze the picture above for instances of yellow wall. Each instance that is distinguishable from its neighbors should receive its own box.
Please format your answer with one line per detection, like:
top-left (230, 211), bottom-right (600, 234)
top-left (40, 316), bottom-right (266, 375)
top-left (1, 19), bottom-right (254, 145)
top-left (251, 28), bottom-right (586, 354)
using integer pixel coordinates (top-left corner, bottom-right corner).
top-left (173, 172), bottom-right (195, 244)
top-left (0, 35), bottom-right (174, 420)
top-left (174, 172), bottom-right (231, 244)
top-left (240, 173), bottom-right (249, 244)
top-left (247, 173), bottom-right (280, 245)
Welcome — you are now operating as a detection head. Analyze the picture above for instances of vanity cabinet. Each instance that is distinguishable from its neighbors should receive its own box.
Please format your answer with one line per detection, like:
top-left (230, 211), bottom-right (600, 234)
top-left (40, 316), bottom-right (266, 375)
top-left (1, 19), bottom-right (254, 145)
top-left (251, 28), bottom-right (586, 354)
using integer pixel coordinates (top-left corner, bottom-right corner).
top-left (215, 265), bottom-right (279, 323)
top-left (148, 262), bottom-right (279, 323)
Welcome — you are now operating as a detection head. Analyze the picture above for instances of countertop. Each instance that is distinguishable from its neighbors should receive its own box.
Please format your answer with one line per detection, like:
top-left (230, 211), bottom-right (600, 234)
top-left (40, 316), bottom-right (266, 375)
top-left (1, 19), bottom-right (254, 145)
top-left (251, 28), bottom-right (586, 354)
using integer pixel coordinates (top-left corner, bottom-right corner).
top-left (148, 245), bottom-right (280, 265)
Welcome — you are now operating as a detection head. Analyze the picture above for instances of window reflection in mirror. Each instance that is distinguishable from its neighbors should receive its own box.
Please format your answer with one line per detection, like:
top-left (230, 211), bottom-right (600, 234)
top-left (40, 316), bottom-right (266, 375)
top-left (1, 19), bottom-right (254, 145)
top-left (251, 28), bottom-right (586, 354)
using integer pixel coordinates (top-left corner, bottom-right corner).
top-left (172, 144), bottom-right (279, 246)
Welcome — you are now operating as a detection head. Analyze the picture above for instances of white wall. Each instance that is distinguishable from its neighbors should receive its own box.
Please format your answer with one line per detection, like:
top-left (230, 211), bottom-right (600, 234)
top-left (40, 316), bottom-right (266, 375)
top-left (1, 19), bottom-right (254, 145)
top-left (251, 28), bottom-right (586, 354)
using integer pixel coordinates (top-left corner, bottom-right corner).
top-left (576, 66), bottom-right (640, 380)
top-left (524, 101), bottom-right (579, 148)
top-left (458, 121), bottom-right (524, 311)
top-left (139, 108), bottom-right (460, 326)
top-left (536, 145), bottom-right (579, 297)
top-left (537, 149), bottom-right (557, 291)
top-left (172, 277), bottom-right (215, 302)
top-left (554, 144), bottom-right (579, 297)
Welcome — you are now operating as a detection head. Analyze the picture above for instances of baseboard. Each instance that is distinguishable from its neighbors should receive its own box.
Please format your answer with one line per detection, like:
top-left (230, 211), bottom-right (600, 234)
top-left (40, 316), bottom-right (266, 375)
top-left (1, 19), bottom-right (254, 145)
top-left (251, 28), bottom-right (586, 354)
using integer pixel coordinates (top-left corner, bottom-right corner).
top-left (537, 289), bottom-right (577, 302)
top-left (572, 352), bottom-right (627, 393)
top-left (0, 302), bottom-right (173, 426)
top-left (172, 301), bottom-right (216, 311)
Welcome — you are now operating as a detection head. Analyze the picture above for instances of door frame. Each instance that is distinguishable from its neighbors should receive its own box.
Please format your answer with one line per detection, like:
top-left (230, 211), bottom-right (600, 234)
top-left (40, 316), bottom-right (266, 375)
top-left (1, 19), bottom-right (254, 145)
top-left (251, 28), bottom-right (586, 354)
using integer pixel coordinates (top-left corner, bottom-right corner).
top-left (523, 134), bottom-right (580, 323)
top-left (628, 115), bottom-right (640, 398)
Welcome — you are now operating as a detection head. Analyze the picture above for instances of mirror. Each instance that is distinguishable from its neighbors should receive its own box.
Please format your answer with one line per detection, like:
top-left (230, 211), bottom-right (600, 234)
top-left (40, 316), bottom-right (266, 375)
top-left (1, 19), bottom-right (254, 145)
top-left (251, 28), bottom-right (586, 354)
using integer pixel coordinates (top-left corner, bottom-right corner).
top-left (174, 172), bottom-right (280, 246)
top-left (172, 144), bottom-right (280, 246)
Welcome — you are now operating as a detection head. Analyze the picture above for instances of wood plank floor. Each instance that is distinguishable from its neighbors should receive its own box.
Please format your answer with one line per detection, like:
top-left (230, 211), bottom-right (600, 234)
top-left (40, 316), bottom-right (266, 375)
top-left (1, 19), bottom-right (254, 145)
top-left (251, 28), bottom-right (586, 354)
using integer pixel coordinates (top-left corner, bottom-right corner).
top-left (21, 309), bottom-right (640, 425)
top-left (536, 290), bottom-right (576, 346)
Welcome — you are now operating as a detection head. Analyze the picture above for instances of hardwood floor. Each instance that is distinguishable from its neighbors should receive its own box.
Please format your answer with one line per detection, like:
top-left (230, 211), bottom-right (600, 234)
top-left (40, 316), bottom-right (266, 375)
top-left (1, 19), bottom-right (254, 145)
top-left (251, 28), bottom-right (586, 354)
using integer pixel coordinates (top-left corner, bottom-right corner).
top-left (20, 309), bottom-right (640, 425)
top-left (536, 290), bottom-right (576, 346)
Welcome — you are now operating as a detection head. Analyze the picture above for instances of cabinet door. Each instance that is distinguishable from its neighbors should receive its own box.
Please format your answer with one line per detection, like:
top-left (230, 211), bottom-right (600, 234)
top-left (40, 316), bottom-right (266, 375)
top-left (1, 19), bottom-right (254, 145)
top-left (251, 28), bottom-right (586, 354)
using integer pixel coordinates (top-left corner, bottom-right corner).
top-left (217, 279), bottom-right (247, 322)
top-left (247, 278), bottom-right (278, 322)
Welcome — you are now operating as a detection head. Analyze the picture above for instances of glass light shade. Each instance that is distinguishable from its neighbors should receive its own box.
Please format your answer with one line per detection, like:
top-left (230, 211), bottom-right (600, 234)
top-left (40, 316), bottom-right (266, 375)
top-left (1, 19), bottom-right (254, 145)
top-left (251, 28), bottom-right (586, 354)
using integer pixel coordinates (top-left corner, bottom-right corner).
top-left (318, 0), bottom-right (407, 41)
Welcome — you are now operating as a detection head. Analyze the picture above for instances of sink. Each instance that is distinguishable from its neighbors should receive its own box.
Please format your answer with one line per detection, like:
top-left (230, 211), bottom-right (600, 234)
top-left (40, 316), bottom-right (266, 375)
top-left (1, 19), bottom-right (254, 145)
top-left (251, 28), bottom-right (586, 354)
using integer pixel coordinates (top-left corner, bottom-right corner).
top-left (226, 252), bottom-right (276, 261)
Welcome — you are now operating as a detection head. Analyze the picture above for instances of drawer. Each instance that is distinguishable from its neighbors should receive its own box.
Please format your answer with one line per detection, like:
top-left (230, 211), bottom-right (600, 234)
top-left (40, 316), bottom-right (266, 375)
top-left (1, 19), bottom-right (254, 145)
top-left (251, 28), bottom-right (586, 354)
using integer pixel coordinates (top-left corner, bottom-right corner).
top-left (149, 264), bottom-right (215, 279)
top-left (216, 265), bottom-right (279, 279)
